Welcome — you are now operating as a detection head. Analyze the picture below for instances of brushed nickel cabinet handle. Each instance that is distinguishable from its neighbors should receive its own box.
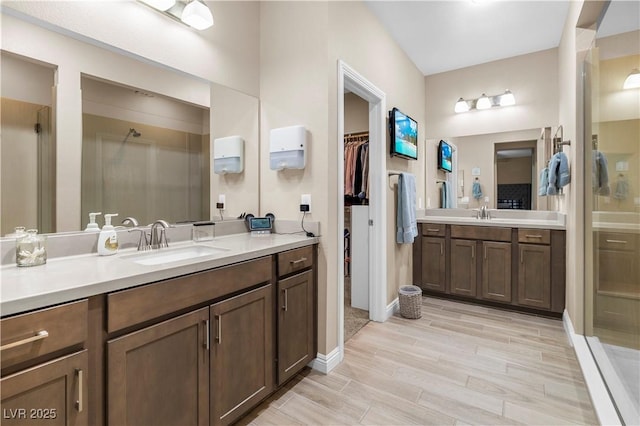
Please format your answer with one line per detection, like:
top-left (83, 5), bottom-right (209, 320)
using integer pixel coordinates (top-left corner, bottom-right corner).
top-left (215, 315), bottom-right (222, 344)
top-left (0, 330), bottom-right (49, 351)
top-left (520, 248), bottom-right (523, 264)
top-left (471, 245), bottom-right (475, 260)
top-left (204, 320), bottom-right (210, 350)
top-left (290, 257), bottom-right (307, 265)
top-left (606, 239), bottom-right (628, 244)
top-left (427, 228), bottom-right (440, 232)
top-left (525, 234), bottom-right (543, 239)
top-left (484, 245), bottom-right (487, 260)
top-left (283, 289), bottom-right (288, 311)
top-left (75, 368), bottom-right (84, 412)
top-left (440, 242), bottom-right (443, 256)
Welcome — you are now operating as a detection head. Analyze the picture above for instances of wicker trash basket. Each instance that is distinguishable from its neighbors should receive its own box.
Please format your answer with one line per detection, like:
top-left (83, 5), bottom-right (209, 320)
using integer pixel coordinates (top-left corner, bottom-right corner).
top-left (398, 285), bottom-right (422, 319)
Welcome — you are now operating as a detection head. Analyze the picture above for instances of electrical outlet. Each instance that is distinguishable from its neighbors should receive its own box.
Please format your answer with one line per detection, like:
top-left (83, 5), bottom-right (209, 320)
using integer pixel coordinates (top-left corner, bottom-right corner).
top-left (218, 194), bottom-right (226, 205)
top-left (301, 194), bottom-right (311, 212)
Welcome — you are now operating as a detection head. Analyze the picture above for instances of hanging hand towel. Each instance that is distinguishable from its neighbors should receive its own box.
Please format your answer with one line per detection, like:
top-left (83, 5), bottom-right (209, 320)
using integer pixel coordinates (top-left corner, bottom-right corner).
top-left (472, 180), bottom-right (483, 200)
top-left (538, 167), bottom-right (549, 196)
top-left (613, 176), bottom-right (629, 200)
top-left (396, 173), bottom-right (418, 244)
top-left (547, 152), bottom-right (570, 195)
top-left (592, 150), bottom-right (610, 195)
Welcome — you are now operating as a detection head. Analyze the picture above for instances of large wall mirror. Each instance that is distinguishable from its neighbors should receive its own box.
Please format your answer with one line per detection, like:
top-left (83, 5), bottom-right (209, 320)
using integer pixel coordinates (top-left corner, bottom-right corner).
top-left (448, 127), bottom-right (554, 211)
top-left (81, 75), bottom-right (211, 228)
top-left (0, 12), bottom-right (260, 235)
top-left (1, 52), bottom-right (56, 235)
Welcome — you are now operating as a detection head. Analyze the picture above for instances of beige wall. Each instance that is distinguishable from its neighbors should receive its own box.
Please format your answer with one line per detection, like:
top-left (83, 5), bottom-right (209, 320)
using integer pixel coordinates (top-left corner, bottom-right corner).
top-left (424, 49), bottom-right (559, 209)
top-left (344, 93), bottom-right (368, 134)
top-left (425, 49), bottom-right (559, 139)
top-left (497, 156), bottom-right (533, 185)
top-left (1, 1), bottom-right (260, 97)
top-left (259, 1), bottom-right (426, 355)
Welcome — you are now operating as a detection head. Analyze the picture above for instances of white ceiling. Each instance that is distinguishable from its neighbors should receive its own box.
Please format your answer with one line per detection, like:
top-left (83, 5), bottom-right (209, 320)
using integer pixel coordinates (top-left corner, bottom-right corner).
top-left (365, 0), bottom-right (571, 76)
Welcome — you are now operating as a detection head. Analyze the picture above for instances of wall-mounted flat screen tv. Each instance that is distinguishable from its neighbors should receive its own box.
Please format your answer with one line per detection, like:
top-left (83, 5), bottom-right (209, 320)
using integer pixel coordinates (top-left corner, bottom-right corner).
top-left (438, 140), bottom-right (453, 173)
top-left (389, 108), bottom-right (418, 160)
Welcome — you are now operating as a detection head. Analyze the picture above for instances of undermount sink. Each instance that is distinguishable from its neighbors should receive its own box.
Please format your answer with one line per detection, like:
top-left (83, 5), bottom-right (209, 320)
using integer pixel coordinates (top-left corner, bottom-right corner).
top-left (122, 245), bottom-right (229, 266)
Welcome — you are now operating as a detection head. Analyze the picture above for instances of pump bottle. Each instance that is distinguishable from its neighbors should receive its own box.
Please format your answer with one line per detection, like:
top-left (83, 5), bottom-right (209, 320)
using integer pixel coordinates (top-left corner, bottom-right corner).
top-left (98, 213), bottom-right (119, 256)
top-left (85, 212), bottom-right (102, 231)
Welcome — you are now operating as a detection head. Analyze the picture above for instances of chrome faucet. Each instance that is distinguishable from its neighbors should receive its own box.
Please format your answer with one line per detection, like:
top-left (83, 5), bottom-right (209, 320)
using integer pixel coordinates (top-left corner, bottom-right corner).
top-left (129, 228), bottom-right (150, 251)
top-left (150, 220), bottom-right (170, 249)
top-left (475, 205), bottom-right (491, 220)
top-left (121, 217), bottom-right (139, 227)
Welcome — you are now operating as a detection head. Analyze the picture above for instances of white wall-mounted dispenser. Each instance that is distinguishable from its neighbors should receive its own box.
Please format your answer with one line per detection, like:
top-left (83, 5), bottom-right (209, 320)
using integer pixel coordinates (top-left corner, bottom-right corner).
top-left (213, 136), bottom-right (244, 174)
top-left (269, 125), bottom-right (307, 170)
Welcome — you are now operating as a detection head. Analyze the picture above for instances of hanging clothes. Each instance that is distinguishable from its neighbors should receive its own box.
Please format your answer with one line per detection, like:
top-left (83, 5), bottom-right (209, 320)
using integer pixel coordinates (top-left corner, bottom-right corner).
top-left (343, 135), bottom-right (369, 202)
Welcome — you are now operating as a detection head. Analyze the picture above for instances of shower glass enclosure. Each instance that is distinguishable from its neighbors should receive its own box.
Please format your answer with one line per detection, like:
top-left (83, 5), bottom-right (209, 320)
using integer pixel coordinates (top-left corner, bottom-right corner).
top-left (584, 2), bottom-right (640, 424)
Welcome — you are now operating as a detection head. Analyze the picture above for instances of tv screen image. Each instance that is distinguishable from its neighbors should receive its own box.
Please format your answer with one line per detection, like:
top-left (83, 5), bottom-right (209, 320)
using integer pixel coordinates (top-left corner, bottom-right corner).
top-left (390, 108), bottom-right (418, 160)
top-left (438, 140), bottom-right (453, 173)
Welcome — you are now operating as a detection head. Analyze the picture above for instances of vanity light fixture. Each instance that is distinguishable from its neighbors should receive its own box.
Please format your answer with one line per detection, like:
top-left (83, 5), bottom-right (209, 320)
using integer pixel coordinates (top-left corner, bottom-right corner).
top-left (139, 0), bottom-right (213, 30)
top-left (454, 90), bottom-right (516, 113)
top-left (623, 68), bottom-right (640, 90)
top-left (140, 0), bottom-right (175, 11)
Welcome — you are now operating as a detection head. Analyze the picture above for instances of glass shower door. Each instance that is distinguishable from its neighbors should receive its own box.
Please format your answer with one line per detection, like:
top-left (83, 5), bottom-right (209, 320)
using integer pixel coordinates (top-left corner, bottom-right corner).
top-left (584, 3), bottom-right (640, 424)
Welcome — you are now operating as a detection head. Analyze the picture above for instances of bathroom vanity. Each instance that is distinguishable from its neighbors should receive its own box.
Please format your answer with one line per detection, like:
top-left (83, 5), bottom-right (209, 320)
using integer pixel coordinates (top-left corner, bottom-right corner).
top-left (0, 233), bottom-right (318, 426)
top-left (413, 211), bottom-right (566, 316)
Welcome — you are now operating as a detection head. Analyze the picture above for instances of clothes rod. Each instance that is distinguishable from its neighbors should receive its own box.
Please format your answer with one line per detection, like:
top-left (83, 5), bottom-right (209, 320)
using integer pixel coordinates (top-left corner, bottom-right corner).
top-left (388, 171), bottom-right (402, 176)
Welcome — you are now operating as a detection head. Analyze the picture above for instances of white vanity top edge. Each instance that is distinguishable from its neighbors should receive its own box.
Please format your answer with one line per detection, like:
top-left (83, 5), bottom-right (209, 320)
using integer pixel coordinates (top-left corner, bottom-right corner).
top-left (416, 216), bottom-right (566, 230)
top-left (0, 233), bottom-right (318, 317)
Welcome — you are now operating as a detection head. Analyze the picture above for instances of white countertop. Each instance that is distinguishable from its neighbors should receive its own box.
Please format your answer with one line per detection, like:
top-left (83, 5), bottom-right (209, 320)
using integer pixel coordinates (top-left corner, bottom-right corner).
top-left (417, 216), bottom-right (566, 230)
top-left (0, 233), bottom-right (318, 317)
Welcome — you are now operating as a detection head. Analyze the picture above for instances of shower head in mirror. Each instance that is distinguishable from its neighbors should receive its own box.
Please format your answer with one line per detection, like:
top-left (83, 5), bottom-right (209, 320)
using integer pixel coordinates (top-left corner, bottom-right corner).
top-left (123, 128), bottom-right (141, 143)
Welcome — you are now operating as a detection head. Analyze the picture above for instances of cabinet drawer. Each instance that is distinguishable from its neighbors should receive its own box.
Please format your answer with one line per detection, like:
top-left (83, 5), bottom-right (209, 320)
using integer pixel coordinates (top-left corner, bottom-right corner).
top-left (108, 256), bottom-right (272, 333)
top-left (598, 232), bottom-right (638, 251)
top-left (1, 300), bottom-right (88, 370)
top-left (451, 225), bottom-right (511, 242)
top-left (421, 223), bottom-right (446, 237)
top-left (518, 229), bottom-right (551, 245)
top-left (278, 246), bottom-right (313, 277)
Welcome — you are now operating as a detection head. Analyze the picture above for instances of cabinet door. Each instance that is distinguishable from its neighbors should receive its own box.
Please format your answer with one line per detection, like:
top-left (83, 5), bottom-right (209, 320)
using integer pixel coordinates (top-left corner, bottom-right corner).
top-left (451, 239), bottom-right (477, 297)
top-left (210, 285), bottom-right (273, 426)
top-left (518, 244), bottom-right (551, 309)
top-left (277, 270), bottom-right (314, 386)
top-left (421, 237), bottom-right (446, 292)
top-left (107, 308), bottom-right (209, 426)
top-left (481, 241), bottom-right (512, 302)
top-left (1, 350), bottom-right (88, 426)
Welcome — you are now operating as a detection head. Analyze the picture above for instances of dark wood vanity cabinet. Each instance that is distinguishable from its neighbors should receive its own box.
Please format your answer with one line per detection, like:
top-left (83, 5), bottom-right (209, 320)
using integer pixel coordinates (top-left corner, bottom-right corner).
top-left (210, 285), bottom-right (273, 426)
top-left (0, 300), bottom-right (89, 426)
top-left (420, 225), bottom-right (447, 293)
top-left (276, 246), bottom-right (316, 386)
top-left (414, 223), bottom-right (564, 315)
top-left (594, 232), bottom-right (639, 332)
top-left (107, 308), bottom-right (210, 426)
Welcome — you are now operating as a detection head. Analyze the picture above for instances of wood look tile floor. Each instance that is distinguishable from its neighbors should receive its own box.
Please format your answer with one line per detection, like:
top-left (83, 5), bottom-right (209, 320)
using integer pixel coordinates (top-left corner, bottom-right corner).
top-left (238, 297), bottom-right (598, 425)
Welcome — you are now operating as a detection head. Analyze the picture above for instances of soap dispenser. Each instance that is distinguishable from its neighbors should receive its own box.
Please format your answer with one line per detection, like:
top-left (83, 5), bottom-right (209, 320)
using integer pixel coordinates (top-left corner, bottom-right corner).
top-left (98, 213), bottom-right (119, 256)
top-left (85, 212), bottom-right (102, 232)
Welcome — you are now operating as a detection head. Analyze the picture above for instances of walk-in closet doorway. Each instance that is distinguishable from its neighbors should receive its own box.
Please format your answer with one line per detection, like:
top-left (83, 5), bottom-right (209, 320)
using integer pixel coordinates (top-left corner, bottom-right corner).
top-left (337, 61), bottom-right (387, 365)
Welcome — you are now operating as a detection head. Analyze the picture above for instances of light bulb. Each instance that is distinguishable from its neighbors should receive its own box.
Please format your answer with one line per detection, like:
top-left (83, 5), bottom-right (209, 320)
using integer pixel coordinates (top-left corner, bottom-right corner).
top-left (623, 69), bottom-right (640, 89)
top-left (181, 0), bottom-right (214, 30)
top-left (499, 90), bottom-right (515, 107)
top-left (454, 98), bottom-right (470, 113)
top-left (476, 94), bottom-right (491, 110)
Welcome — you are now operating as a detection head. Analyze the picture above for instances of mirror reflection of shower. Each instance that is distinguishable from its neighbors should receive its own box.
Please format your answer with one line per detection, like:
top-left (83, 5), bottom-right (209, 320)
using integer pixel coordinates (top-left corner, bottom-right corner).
top-left (123, 128), bottom-right (141, 144)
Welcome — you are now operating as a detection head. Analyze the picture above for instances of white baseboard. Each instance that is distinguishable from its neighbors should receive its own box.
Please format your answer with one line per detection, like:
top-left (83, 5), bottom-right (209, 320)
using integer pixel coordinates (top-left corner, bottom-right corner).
top-left (385, 297), bottom-right (399, 320)
top-left (563, 310), bottom-right (622, 426)
top-left (308, 347), bottom-right (341, 374)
